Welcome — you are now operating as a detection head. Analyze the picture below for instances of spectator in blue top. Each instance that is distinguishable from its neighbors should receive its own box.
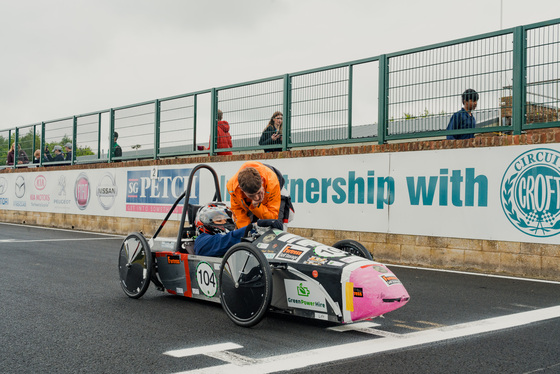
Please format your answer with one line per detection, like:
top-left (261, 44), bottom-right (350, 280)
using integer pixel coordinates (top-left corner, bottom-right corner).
top-left (446, 89), bottom-right (479, 140)
top-left (193, 202), bottom-right (282, 257)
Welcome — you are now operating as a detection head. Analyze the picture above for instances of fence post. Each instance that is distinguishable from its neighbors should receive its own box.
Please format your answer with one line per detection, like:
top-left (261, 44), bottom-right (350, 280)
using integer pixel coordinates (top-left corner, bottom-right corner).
top-left (32, 125), bottom-right (37, 158)
top-left (109, 109), bottom-right (115, 163)
top-left (72, 116), bottom-right (77, 165)
top-left (13, 128), bottom-right (19, 169)
top-left (40, 122), bottom-right (45, 167)
top-left (154, 99), bottom-right (160, 160)
top-left (348, 64), bottom-right (353, 139)
top-left (193, 94), bottom-right (198, 152)
top-left (378, 54), bottom-right (388, 144)
top-left (283, 74), bottom-right (291, 151)
top-left (97, 113), bottom-right (102, 160)
top-left (210, 88), bottom-right (217, 155)
top-left (512, 26), bottom-right (526, 135)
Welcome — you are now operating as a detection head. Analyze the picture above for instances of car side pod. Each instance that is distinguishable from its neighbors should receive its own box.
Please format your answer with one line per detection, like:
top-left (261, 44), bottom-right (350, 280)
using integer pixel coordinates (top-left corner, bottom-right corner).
top-left (340, 262), bottom-right (410, 323)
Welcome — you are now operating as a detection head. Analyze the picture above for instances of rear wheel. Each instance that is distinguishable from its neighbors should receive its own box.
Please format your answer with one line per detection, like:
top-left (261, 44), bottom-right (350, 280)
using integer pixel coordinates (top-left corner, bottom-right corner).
top-left (118, 232), bottom-right (153, 298)
top-left (332, 239), bottom-right (373, 261)
top-left (219, 243), bottom-right (272, 327)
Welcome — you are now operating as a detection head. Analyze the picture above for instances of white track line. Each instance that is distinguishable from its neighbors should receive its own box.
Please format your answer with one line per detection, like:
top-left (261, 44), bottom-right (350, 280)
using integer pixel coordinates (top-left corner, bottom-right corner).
top-left (389, 264), bottom-right (560, 285)
top-left (174, 305), bottom-right (560, 374)
top-left (0, 221), bottom-right (125, 237)
top-left (165, 343), bottom-right (243, 358)
top-left (0, 237), bottom-right (121, 243)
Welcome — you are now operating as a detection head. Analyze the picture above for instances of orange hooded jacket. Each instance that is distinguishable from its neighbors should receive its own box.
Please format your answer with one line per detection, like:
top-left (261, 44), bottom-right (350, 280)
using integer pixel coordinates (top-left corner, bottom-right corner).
top-left (226, 161), bottom-right (281, 228)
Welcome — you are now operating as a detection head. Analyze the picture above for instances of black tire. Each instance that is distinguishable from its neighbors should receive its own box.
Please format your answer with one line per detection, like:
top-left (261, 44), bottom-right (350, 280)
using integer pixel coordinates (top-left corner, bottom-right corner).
top-left (219, 243), bottom-right (272, 327)
top-left (332, 239), bottom-right (373, 261)
top-left (118, 232), bottom-right (153, 299)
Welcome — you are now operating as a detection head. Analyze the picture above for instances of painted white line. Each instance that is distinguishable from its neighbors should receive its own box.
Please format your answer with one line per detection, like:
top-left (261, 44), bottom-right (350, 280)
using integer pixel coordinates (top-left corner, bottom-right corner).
top-left (205, 351), bottom-right (258, 365)
top-left (327, 321), bottom-right (381, 332)
top-left (0, 237), bottom-right (121, 243)
top-left (389, 264), bottom-right (560, 285)
top-left (174, 305), bottom-right (560, 374)
top-left (0, 221), bottom-right (125, 238)
top-left (328, 321), bottom-right (403, 338)
top-left (523, 361), bottom-right (560, 374)
top-left (164, 343), bottom-right (243, 358)
top-left (361, 328), bottom-right (404, 338)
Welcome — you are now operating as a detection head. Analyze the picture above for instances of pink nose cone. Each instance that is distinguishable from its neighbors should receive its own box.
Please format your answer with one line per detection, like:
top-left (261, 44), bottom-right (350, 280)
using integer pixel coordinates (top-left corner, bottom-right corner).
top-left (349, 264), bottom-right (410, 322)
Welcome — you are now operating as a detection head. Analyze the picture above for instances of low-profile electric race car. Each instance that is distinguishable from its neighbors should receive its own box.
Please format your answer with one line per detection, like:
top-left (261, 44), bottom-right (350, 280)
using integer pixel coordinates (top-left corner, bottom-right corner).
top-left (118, 164), bottom-right (410, 327)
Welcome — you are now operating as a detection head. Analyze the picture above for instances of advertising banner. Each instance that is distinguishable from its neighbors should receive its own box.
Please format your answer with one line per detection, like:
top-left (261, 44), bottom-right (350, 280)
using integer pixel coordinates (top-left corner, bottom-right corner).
top-left (1, 143), bottom-right (559, 244)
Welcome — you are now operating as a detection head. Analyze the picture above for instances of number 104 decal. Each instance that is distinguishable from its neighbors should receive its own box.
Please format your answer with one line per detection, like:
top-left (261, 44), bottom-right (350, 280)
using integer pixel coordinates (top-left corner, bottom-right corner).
top-left (196, 262), bottom-right (217, 298)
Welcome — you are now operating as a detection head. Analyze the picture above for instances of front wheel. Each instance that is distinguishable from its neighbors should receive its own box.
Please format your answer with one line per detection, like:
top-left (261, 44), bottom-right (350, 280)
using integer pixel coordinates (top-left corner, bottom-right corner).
top-left (118, 232), bottom-right (153, 298)
top-left (332, 239), bottom-right (373, 261)
top-left (219, 243), bottom-right (272, 327)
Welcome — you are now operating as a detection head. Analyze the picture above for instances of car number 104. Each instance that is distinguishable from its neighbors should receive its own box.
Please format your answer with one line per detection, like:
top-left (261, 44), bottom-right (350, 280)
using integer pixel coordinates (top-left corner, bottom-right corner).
top-left (196, 262), bottom-right (217, 298)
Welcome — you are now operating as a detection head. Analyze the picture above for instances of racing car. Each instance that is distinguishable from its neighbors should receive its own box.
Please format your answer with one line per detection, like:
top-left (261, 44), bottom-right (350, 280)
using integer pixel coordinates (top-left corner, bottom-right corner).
top-left (118, 164), bottom-right (409, 327)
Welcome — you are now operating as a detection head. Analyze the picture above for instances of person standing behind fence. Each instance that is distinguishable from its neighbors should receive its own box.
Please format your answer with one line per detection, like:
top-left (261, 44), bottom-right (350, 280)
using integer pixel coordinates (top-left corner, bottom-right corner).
top-left (7, 143), bottom-right (29, 165)
top-left (112, 132), bottom-right (122, 159)
top-left (216, 110), bottom-right (233, 156)
top-left (446, 89), bottom-right (479, 140)
top-left (44, 145), bottom-right (65, 162)
top-left (33, 149), bottom-right (41, 164)
top-left (259, 111), bottom-right (283, 152)
top-left (64, 143), bottom-right (73, 162)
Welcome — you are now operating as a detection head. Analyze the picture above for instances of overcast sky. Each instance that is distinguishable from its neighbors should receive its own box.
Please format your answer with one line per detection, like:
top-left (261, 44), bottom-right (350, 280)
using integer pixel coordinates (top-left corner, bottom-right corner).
top-left (1, 0), bottom-right (559, 131)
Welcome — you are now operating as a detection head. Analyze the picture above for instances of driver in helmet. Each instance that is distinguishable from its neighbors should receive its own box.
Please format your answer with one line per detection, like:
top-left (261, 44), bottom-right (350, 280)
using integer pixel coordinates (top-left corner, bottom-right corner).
top-left (194, 202), bottom-right (282, 257)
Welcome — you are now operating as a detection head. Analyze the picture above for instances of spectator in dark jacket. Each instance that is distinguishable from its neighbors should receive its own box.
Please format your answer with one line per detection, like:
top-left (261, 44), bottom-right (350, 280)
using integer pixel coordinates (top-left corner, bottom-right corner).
top-left (446, 89), bottom-right (479, 140)
top-left (7, 143), bottom-right (29, 165)
top-left (44, 145), bottom-right (65, 162)
top-left (64, 143), bottom-right (73, 162)
top-left (259, 111), bottom-right (283, 152)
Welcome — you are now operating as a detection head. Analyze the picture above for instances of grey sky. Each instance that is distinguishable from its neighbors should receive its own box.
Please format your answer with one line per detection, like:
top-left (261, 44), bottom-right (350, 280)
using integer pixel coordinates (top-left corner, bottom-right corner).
top-left (1, 0), bottom-right (559, 130)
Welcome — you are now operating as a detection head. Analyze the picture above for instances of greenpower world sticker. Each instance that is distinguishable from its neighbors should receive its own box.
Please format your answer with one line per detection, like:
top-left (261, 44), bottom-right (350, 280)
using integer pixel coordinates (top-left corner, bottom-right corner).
top-left (501, 148), bottom-right (560, 237)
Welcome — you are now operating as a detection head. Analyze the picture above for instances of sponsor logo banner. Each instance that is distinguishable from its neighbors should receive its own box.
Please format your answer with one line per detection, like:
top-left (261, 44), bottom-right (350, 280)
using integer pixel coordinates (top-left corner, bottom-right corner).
top-left (275, 244), bottom-right (310, 262)
top-left (285, 279), bottom-right (327, 312)
top-left (501, 148), bottom-right (560, 237)
top-left (74, 173), bottom-right (90, 210)
top-left (0, 177), bottom-right (7, 195)
top-left (126, 168), bottom-right (198, 210)
top-left (96, 173), bottom-right (118, 210)
top-left (15, 176), bottom-right (25, 199)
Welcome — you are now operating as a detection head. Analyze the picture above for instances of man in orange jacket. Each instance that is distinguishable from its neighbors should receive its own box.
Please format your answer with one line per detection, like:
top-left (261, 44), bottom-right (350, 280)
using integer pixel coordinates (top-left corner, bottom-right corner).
top-left (226, 161), bottom-right (282, 228)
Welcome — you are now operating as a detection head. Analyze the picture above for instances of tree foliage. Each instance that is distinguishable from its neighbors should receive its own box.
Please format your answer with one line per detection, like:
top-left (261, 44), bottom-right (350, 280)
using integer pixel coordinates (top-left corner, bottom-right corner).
top-left (0, 130), bottom-right (95, 166)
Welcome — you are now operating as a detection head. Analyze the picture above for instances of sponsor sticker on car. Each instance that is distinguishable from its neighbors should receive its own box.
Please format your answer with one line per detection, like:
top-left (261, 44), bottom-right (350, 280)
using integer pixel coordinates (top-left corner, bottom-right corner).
top-left (275, 244), bottom-right (310, 262)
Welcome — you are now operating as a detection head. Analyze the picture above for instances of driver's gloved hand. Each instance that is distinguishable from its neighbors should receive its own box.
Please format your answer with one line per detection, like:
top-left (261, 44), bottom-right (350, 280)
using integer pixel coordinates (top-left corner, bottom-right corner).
top-left (256, 219), bottom-right (283, 230)
top-left (243, 223), bottom-right (254, 237)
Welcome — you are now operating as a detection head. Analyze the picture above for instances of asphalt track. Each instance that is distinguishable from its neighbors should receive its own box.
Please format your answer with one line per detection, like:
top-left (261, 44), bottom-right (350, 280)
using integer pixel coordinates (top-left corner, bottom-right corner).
top-left (1, 222), bottom-right (559, 374)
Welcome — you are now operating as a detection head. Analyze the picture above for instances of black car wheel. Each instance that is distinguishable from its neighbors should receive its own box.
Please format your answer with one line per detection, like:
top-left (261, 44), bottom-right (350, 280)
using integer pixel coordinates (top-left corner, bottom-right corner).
top-left (118, 232), bottom-right (153, 298)
top-left (332, 239), bottom-right (373, 261)
top-left (219, 243), bottom-right (272, 327)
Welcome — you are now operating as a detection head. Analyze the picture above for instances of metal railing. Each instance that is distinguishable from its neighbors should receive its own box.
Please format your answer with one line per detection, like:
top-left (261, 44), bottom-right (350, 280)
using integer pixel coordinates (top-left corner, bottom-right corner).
top-left (1, 18), bottom-right (559, 168)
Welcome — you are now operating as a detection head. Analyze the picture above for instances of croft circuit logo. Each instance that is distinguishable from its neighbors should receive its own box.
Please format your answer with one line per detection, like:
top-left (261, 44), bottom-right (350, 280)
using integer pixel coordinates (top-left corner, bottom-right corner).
top-left (96, 173), bottom-right (118, 210)
top-left (0, 177), bottom-right (7, 195)
top-left (15, 176), bottom-right (25, 198)
top-left (74, 173), bottom-right (90, 210)
top-left (500, 148), bottom-right (560, 237)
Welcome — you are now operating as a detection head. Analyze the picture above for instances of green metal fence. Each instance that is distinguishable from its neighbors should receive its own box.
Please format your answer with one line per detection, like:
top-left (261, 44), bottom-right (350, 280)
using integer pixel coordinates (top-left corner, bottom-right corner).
top-left (1, 18), bottom-right (559, 169)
